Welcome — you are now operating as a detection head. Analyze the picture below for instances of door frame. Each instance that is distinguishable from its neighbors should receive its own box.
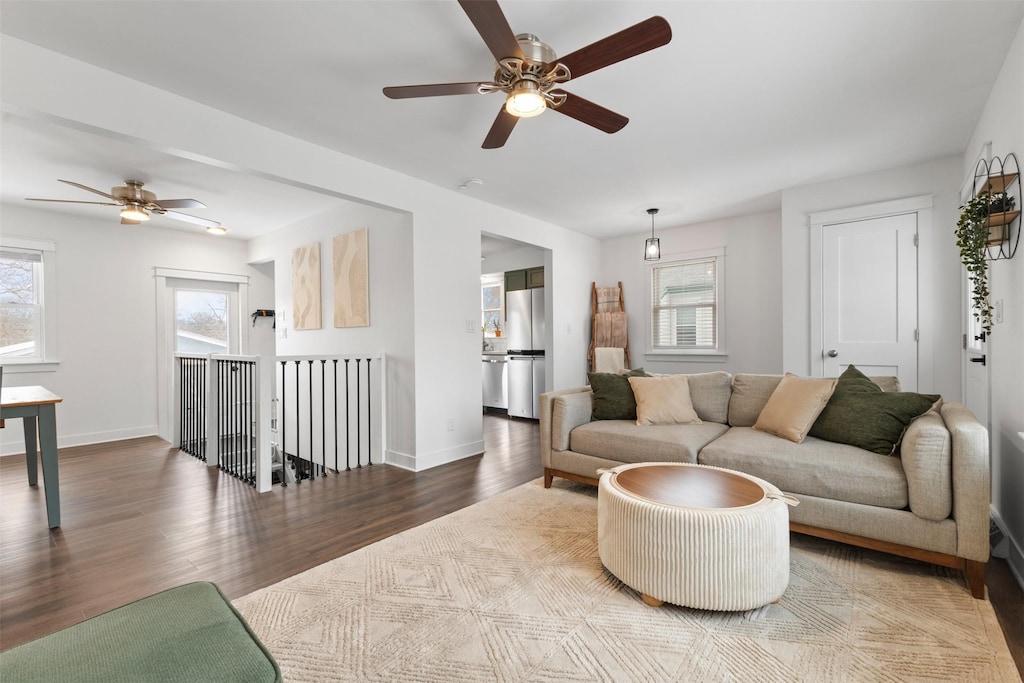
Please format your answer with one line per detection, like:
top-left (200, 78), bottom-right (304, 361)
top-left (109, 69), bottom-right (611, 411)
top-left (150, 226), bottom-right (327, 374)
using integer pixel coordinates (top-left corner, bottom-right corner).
top-left (154, 267), bottom-right (249, 442)
top-left (809, 195), bottom-right (932, 384)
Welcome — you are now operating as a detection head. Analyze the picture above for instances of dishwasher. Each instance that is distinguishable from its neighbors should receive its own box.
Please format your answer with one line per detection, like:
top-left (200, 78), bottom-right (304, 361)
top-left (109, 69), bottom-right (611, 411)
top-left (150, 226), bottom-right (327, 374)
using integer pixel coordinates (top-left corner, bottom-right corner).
top-left (482, 355), bottom-right (508, 410)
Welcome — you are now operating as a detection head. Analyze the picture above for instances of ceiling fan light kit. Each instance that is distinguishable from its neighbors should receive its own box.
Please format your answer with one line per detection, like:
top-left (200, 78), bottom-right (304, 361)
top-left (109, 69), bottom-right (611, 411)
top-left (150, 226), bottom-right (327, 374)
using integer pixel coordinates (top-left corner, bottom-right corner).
top-left (383, 0), bottom-right (672, 148)
top-left (206, 225), bottom-right (228, 236)
top-left (120, 204), bottom-right (150, 222)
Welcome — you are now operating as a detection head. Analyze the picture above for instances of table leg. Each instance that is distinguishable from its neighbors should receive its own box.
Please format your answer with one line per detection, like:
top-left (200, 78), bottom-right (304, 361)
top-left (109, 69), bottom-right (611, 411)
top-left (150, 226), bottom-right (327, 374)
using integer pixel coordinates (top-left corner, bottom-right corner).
top-left (36, 405), bottom-right (61, 529)
top-left (23, 415), bottom-right (39, 487)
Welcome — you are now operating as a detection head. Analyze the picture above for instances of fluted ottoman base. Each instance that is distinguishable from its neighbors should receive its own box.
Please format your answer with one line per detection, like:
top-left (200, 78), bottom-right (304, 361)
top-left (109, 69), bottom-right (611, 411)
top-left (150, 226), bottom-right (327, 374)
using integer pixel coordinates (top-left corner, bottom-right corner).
top-left (598, 462), bottom-right (796, 611)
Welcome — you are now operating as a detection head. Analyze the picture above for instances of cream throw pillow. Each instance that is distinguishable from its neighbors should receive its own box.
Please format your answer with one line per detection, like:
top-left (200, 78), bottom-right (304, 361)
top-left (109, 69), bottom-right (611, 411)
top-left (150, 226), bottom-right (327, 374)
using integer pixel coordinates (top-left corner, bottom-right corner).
top-left (628, 375), bottom-right (703, 426)
top-left (753, 373), bottom-right (837, 443)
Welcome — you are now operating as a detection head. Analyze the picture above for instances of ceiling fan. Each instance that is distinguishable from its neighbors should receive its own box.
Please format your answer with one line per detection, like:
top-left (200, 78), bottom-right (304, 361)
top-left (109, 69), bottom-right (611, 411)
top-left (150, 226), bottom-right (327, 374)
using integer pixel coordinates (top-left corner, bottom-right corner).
top-left (383, 0), bottom-right (672, 149)
top-left (25, 179), bottom-right (222, 229)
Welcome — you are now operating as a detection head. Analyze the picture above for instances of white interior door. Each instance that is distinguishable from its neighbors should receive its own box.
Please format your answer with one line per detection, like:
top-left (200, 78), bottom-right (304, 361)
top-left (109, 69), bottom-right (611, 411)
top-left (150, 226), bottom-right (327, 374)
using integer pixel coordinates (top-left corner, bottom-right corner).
top-left (962, 261), bottom-right (991, 427)
top-left (820, 212), bottom-right (919, 389)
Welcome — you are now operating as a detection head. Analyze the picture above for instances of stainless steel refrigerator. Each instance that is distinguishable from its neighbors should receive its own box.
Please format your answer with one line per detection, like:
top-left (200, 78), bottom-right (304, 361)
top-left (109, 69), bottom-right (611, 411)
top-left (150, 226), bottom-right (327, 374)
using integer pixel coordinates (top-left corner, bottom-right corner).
top-left (506, 288), bottom-right (545, 418)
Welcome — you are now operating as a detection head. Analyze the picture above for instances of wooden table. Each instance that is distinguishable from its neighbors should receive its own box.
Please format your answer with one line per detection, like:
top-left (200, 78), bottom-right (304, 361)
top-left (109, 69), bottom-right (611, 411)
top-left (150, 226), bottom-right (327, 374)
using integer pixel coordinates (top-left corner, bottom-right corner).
top-left (1, 386), bottom-right (64, 528)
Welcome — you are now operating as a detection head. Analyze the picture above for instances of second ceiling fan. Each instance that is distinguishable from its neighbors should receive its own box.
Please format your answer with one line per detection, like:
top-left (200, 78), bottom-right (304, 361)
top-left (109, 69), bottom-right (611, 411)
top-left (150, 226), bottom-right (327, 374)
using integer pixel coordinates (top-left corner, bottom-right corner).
top-left (383, 0), bottom-right (672, 149)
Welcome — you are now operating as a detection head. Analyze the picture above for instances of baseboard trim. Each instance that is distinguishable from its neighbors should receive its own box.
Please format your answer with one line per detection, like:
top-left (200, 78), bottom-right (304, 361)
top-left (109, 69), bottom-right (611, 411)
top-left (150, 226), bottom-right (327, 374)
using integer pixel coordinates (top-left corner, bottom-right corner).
top-left (0, 425), bottom-right (159, 456)
top-left (385, 440), bottom-right (485, 472)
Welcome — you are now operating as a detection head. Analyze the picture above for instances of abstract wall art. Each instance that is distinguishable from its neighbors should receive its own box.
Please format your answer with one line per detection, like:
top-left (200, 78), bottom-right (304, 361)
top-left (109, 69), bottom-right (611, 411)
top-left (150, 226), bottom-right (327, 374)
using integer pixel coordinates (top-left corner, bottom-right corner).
top-left (291, 242), bottom-right (322, 330)
top-left (333, 227), bottom-right (369, 328)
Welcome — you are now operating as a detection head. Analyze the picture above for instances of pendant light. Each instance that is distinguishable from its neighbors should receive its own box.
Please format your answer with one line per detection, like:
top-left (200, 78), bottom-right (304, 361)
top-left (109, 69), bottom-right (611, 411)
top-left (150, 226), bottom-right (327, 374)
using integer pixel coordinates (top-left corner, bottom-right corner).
top-left (644, 208), bottom-right (661, 261)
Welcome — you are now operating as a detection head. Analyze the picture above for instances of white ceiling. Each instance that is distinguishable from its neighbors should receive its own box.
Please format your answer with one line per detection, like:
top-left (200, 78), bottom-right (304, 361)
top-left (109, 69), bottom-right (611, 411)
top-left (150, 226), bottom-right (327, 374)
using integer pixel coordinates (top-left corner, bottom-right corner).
top-left (2, 1), bottom-right (1022, 242)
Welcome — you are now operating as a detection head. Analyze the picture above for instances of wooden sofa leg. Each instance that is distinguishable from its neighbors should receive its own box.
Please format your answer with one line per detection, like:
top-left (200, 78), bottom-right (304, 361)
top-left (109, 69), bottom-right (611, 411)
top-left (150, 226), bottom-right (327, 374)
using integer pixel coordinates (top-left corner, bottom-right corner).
top-left (543, 469), bottom-right (553, 488)
top-left (965, 560), bottom-right (987, 599)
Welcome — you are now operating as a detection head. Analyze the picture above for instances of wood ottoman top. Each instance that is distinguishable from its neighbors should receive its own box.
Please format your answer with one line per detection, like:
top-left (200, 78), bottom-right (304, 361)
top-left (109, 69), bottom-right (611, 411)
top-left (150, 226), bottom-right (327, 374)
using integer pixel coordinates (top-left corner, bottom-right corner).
top-left (613, 462), bottom-right (766, 509)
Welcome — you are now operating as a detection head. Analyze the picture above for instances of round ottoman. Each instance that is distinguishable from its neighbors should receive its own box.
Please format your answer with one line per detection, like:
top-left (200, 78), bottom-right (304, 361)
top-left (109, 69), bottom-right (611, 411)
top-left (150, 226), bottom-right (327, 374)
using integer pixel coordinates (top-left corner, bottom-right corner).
top-left (598, 462), bottom-right (797, 611)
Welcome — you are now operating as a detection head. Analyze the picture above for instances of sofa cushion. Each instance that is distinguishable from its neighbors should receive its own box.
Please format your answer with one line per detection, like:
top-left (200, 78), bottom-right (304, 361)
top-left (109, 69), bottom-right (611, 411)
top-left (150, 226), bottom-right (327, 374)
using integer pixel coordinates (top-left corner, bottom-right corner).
top-left (550, 391), bottom-right (594, 452)
top-left (570, 420), bottom-right (729, 465)
top-left (730, 373), bottom-right (901, 427)
top-left (809, 365), bottom-right (940, 455)
top-left (753, 374), bottom-right (837, 443)
top-left (900, 411), bottom-right (952, 521)
top-left (729, 374), bottom-right (784, 427)
top-left (628, 375), bottom-right (703, 426)
top-left (681, 371), bottom-right (732, 424)
top-left (699, 427), bottom-right (908, 509)
top-left (588, 369), bottom-right (647, 421)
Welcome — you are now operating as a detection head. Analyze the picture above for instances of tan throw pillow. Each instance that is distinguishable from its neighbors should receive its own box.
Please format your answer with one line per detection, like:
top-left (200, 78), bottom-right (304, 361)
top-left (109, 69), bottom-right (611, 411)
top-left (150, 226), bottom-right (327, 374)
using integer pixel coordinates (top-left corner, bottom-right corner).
top-left (753, 373), bottom-right (837, 443)
top-left (628, 375), bottom-right (703, 426)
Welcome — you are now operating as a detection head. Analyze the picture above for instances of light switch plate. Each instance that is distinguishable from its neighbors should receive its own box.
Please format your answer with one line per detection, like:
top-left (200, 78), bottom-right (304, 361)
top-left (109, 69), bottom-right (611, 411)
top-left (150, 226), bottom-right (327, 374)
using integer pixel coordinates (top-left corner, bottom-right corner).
top-left (995, 299), bottom-right (1004, 324)
top-left (466, 319), bottom-right (478, 333)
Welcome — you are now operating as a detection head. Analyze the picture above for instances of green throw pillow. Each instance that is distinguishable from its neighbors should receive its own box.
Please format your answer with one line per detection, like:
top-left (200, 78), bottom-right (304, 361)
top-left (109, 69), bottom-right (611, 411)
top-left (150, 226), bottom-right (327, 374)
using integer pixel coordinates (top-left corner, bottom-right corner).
top-left (589, 368), bottom-right (647, 421)
top-left (809, 365), bottom-right (940, 455)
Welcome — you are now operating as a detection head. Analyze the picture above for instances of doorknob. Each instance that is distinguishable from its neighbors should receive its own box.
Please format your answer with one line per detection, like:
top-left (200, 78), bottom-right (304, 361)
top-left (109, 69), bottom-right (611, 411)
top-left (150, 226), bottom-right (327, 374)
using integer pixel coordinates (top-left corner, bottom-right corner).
top-left (826, 349), bottom-right (838, 358)
top-left (970, 355), bottom-right (986, 366)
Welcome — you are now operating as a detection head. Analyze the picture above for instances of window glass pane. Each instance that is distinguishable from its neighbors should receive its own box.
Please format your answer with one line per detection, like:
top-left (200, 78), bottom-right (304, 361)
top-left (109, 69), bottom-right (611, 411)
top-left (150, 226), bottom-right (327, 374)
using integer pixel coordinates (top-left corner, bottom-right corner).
top-left (0, 256), bottom-right (37, 305)
top-left (651, 257), bottom-right (718, 349)
top-left (0, 252), bottom-right (42, 358)
top-left (175, 290), bottom-right (229, 353)
top-left (0, 307), bottom-right (38, 356)
top-left (482, 285), bottom-right (501, 311)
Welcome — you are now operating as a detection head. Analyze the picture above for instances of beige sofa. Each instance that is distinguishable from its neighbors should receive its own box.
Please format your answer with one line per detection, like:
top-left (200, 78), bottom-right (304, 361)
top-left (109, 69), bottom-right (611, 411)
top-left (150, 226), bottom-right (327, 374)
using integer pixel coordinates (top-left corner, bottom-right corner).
top-left (540, 372), bottom-right (991, 598)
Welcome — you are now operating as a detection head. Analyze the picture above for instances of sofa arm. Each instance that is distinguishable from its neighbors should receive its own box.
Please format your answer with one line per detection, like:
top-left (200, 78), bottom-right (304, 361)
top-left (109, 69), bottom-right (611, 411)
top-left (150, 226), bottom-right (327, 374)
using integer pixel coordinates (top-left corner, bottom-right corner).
top-left (539, 387), bottom-right (593, 468)
top-left (941, 402), bottom-right (990, 562)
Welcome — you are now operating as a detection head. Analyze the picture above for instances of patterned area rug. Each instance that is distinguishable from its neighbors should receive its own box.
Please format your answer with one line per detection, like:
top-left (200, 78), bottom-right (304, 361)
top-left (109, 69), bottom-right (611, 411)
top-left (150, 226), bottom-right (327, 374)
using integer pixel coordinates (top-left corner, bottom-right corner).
top-left (234, 479), bottom-right (1020, 682)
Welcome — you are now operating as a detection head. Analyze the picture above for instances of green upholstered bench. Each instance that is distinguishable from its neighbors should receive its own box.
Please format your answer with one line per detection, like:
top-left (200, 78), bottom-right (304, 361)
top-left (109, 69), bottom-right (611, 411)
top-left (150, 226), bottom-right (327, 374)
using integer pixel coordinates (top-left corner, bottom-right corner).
top-left (0, 582), bottom-right (281, 683)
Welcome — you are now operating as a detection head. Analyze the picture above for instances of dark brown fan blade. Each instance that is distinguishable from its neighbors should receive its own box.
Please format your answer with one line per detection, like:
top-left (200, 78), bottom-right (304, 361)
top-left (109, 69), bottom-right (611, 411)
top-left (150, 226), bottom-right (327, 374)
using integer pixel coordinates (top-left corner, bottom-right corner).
top-left (153, 198), bottom-right (206, 210)
top-left (25, 198), bottom-right (119, 206)
top-left (458, 0), bottom-right (524, 61)
top-left (163, 210), bottom-right (220, 229)
top-left (384, 83), bottom-right (488, 99)
top-left (482, 107), bottom-right (518, 149)
top-left (57, 179), bottom-right (121, 202)
top-left (557, 16), bottom-right (671, 81)
top-left (549, 90), bottom-right (628, 133)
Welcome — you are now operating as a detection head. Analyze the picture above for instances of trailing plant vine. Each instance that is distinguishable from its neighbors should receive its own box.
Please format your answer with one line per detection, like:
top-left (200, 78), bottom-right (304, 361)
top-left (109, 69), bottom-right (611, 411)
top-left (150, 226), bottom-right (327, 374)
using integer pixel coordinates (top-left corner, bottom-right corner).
top-left (955, 191), bottom-right (994, 334)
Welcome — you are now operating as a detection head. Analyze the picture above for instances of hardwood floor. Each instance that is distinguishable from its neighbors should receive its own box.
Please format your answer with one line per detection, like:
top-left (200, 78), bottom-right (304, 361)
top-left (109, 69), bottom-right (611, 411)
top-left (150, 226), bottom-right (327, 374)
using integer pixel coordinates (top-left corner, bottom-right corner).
top-left (2, 414), bottom-right (1021, 679)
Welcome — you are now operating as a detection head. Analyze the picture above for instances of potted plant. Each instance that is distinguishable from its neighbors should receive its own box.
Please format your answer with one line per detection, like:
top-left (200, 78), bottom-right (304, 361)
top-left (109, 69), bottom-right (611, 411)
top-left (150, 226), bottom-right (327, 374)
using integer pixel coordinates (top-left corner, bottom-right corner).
top-left (492, 320), bottom-right (502, 337)
top-left (955, 192), bottom-right (995, 333)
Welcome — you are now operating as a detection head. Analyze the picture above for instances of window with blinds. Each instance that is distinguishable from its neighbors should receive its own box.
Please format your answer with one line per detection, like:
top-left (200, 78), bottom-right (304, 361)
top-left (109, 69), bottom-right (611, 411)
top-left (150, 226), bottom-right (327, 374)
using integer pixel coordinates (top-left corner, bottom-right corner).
top-left (0, 248), bottom-right (43, 358)
top-left (650, 255), bottom-right (719, 350)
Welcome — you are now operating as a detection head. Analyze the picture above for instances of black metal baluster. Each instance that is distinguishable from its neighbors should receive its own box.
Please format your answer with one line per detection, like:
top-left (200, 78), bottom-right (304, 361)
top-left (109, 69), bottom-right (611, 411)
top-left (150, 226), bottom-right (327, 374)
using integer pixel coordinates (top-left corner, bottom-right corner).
top-left (280, 361), bottom-right (287, 486)
top-left (366, 358), bottom-right (373, 466)
top-left (201, 359), bottom-right (207, 461)
top-left (356, 358), bottom-right (362, 468)
top-left (344, 358), bottom-right (351, 471)
top-left (294, 360), bottom-right (301, 483)
top-left (307, 360), bottom-right (314, 478)
top-left (320, 359), bottom-right (327, 475)
top-left (332, 359), bottom-right (339, 474)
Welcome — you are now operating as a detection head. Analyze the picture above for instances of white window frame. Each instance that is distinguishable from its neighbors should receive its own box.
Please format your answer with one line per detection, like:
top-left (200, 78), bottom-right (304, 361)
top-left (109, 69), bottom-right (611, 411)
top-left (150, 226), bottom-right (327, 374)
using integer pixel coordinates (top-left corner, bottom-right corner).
top-left (0, 236), bottom-right (58, 373)
top-left (645, 247), bottom-right (727, 362)
top-left (481, 274), bottom-right (504, 338)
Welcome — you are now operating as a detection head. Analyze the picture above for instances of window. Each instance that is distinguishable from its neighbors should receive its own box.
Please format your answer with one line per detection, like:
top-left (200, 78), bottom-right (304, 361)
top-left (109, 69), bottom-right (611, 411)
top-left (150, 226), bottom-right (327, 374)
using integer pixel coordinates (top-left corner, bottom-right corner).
top-left (175, 290), bottom-right (230, 353)
top-left (648, 248), bottom-right (725, 355)
top-left (481, 275), bottom-right (504, 337)
top-left (0, 237), bottom-right (57, 368)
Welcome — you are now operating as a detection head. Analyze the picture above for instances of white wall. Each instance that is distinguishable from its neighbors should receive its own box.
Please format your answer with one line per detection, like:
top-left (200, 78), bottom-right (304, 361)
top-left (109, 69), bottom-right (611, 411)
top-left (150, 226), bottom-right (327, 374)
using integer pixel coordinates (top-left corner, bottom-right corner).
top-left (2, 37), bottom-right (601, 470)
top-left (780, 155), bottom-right (964, 398)
top-left (481, 244), bottom-right (545, 276)
top-left (600, 210), bottom-right (783, 375)
top-left (248, 202), bottom-right (416, 459)
top-left (0, 203), bottom-right (274, 454)
top-left (964, 19), bottom-right (1024, 583)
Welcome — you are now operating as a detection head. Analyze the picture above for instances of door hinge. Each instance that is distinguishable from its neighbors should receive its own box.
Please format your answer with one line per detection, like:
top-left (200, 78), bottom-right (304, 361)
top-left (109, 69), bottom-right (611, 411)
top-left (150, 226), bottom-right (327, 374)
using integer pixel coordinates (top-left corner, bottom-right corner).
top-left (914, 329), bottom-right (919, 342)
top-left (962, 333), bottom-right (967, 349)
top-left (913, 233), bottom-right (919, 247)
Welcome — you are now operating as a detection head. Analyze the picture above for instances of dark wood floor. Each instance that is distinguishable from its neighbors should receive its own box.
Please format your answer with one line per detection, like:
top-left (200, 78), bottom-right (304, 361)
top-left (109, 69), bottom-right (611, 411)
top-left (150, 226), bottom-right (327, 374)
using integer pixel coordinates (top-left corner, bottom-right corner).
top-left (1, 414), bottom-right (1021, 678)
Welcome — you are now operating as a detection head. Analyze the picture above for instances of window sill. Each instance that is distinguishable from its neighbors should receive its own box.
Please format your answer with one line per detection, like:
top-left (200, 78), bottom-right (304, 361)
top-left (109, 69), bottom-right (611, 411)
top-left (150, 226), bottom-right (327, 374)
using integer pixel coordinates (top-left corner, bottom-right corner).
top-left (644, 351), bottom-right (728, 364)
top-left (1, 360), bottom-right (60, 374)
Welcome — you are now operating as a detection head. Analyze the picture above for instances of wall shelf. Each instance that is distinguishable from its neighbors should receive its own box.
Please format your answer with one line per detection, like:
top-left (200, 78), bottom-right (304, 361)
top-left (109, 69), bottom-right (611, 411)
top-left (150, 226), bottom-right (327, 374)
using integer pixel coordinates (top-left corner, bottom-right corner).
top-left (973, 154), bottom-right (1020, 260)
